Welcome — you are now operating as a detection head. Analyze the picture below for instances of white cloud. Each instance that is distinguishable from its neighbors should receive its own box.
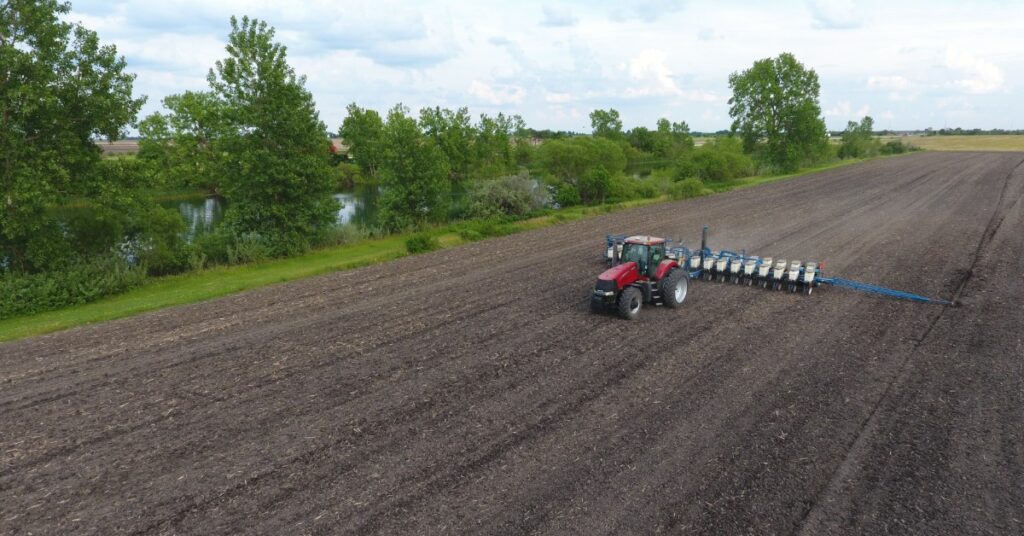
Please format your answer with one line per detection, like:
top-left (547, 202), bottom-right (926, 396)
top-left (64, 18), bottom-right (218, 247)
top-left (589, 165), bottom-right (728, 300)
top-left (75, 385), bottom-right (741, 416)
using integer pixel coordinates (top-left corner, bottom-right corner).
top-left (468, 81), bottom-right (526, 105)
top-left (806, 0), bottom-right (863, 29)
top-left (867, 75), bottom-right (909, 91)
top-left (541, 5), bottom-right (577, 27)
top-left (622, 49), bottom-right (717, 101)
top-left (944, 47), bottom-right (1004, 94)
top-left (826, 100), bottom-right (871, 120)
top-left (544, 91), bottom-right (574, 104)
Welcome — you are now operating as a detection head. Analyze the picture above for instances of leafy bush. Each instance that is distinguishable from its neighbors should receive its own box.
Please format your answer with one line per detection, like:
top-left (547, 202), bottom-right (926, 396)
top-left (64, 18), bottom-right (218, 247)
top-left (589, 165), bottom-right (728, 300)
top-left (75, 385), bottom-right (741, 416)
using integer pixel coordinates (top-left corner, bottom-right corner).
top-left (669, 178), bottom-right (708, 199)
top-left (0, 256), bottom-right (147, 320)
top-left (880, 140), bottom-right (913, 155)
top-left (838, 116), bottom-right (880, 159)
top-left (227, 232), bottom-right (273, 264)
top-left (466, 173), bottom-right (550, 218)
top-left (675, 137), bottom-right (754, 182)
top-left (454, 218), bottom-right (519, 242)
top-left (334, 162), bottom-right (364, 189)
top-left (578, 166), bottom-right (611, 204)
top-left (554, 183), bottom-right (581, 207)
top-left (405, 233), bottom-right (441, 254)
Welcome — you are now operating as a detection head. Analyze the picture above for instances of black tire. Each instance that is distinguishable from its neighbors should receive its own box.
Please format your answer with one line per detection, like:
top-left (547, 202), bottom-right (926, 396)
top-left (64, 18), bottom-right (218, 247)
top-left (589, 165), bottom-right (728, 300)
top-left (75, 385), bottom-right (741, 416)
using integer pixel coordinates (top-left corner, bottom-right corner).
top-left (659, 269), bottom-right (687, 309)
top-left (590, 295), bottom-right (605, 313)
top-left (617, 286), bottom-right (643, 320)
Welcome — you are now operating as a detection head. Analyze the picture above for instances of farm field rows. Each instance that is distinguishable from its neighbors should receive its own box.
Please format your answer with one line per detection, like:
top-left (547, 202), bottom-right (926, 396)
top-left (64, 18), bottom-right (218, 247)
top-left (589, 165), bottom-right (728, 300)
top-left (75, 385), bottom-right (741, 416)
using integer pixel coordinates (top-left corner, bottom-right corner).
top-left (2, 152), bottom-right (1023, 535)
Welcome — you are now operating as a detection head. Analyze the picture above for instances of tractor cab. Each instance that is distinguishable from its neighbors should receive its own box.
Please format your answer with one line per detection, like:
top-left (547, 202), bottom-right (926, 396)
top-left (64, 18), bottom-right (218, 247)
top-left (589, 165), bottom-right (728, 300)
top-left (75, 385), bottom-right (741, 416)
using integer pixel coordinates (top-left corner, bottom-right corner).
top-left (619, 236), bottom-right (666, 278)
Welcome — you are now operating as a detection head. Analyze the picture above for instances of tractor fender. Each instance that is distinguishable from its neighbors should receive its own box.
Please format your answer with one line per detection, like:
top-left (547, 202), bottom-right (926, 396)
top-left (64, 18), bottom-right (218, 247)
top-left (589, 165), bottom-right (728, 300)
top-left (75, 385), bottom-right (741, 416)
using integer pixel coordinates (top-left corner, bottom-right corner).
top-left (654, 259), bottom-right (680, 281)
top-left (597, 262), bottom-right (639, 290)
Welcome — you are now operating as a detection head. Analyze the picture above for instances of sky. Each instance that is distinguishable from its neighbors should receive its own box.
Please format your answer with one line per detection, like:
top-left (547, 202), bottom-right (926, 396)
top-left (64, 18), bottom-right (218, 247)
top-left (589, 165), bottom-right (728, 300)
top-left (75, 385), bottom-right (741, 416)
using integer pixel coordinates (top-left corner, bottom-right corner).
top-left (66, 0), bottom-right (1024, 133)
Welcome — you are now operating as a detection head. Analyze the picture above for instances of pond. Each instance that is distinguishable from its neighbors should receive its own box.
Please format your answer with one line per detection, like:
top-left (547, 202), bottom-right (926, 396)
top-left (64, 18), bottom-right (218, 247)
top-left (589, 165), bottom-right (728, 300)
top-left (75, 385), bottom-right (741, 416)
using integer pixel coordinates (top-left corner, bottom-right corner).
top-left (160, 185), bottom-right (380, 240)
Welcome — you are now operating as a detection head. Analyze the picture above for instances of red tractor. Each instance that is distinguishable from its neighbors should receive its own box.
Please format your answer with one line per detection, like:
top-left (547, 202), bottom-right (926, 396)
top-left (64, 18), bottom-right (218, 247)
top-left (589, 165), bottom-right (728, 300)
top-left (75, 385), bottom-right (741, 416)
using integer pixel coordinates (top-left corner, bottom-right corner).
top-left (590, 235), bottom-right (689, 319)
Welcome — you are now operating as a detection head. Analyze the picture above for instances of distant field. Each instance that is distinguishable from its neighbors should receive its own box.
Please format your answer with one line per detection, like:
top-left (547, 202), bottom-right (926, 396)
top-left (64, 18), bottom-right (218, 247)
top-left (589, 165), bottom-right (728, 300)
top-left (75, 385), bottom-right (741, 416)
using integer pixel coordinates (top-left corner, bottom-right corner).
top-left (883, 135), bottom-right (1024, 152)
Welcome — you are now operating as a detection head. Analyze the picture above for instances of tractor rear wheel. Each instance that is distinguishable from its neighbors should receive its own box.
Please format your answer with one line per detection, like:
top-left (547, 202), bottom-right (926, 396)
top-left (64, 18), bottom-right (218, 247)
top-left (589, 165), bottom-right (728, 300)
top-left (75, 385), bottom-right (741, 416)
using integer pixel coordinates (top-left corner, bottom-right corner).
top-left (659, 269), bottom-right (687, 309)
top-left (617, 286), bottom-right (643, 320)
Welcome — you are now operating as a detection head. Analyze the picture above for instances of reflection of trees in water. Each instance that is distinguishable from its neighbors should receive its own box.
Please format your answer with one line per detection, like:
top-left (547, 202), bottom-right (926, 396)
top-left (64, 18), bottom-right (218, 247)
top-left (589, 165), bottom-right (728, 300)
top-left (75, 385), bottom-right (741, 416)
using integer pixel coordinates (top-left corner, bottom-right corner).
top-left (172, 197), bottom-right (225, 239)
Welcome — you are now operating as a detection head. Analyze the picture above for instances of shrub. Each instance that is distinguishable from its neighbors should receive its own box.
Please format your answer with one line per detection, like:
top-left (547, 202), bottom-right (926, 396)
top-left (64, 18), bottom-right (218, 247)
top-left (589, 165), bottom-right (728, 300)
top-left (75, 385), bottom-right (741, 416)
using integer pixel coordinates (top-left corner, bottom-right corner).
top-left (466, 173), bottom-right (550, 219)
top-left (334, 162), bottom-right (364, 189)
top-left (0, 256), bottom-right (147, 320)
top-left (227, 232), bottom-right (273, 264)
top-left (880, 140), bottom-right (913, 155)
top-left (669, 178), bottom-right (707, 199)
top-left (554, 183), bottom-right (581, 207)
top-left (405, 233), bottom-right (440, 254)
top-left (675, 138), bottom-right (754, 182)
top-left (455, 218), bottom-right (518, 241)
top-left (319, 224), bottom-right (369, 247)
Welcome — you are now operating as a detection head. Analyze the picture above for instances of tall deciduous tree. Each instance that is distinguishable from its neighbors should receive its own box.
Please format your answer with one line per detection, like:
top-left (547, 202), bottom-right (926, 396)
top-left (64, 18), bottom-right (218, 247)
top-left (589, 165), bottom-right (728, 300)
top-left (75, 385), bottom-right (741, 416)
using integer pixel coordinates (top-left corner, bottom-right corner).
top-left (340, 103), bottom-right (385, 177)
top-left (419, 106), bottom-right (474, 180)
top-left (145, 16), bottom-right (339, 255)
top-left (589, 108), bottom-right (624, 140)
top-left (1, 0), bottom-right (144, 271)
top-left (378, 104), bottom-right (450, 231)
top-left (728, 52), bottom-right (828, 171)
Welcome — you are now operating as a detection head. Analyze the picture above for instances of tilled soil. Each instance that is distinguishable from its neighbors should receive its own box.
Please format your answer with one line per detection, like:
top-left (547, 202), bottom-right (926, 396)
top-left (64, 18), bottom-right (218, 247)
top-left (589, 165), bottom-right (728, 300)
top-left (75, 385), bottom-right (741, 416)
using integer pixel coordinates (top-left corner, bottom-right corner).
top-left (2, 152), bottom-right (1023, 535)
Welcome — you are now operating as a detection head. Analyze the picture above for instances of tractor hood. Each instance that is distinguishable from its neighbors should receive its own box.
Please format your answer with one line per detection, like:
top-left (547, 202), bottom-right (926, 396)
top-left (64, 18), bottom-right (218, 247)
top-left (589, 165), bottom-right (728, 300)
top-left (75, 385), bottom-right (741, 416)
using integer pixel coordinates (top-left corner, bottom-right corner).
top-left (597, 262), bottom-right (638, 289)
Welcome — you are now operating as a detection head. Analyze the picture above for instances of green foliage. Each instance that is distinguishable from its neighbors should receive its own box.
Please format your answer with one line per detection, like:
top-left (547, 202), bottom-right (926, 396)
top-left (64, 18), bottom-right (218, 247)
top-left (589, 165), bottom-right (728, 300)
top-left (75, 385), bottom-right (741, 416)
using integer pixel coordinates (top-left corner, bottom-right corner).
top-left (554, 183), bottom-right (581, 207)
top-left (0, 255), bottom-right (147, 320)
top-left (728, 52), bottom-right (829, 171)
top-left (838, 116), bottom-right (880, 159)
top-left (138, 91), bottom-right (226, 190)
top-left (674, 137), bottom-right (754, 182)
top-left (473, 112), bottom-right (524, 178)
top-left (226, 232), bottom-right (273, 264)
top-left (405, 233), bottom-right (440, 254)
top-left (880, 140), bottom-right (911, 155)
top-left (142, 17), bottom-right (339, 257)
top-left (340, 103), bottom-right (385, 176)
top-left (419, 106), bottom-right (475, 179)
top-left (212, 17), bottom-right (339, 254)
top-left (0, 0), bottom-right (145, 271)
top-left (466, 173), bottom-right (550, 219)
top-left (590, 108), bottom-right (624, 140)
top-left (455, 218), bottom-right (518, 242)
top-left (334, 162), bottom-right (364, 190)
top-left (578, 166), bottom-right (611, 204)
top-left (378, 104), bottom-right (452, 231)
top-left (536, 136), bottom-right (626, 185)
top-left (669, 178), bottom-right (708, 199)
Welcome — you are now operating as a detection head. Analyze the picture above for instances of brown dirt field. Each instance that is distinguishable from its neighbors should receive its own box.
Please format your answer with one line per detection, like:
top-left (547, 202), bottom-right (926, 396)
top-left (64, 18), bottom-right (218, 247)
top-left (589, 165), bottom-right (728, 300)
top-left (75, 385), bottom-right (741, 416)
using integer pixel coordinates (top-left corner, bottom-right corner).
top-left (2, 152), bottom-right (1023, 535)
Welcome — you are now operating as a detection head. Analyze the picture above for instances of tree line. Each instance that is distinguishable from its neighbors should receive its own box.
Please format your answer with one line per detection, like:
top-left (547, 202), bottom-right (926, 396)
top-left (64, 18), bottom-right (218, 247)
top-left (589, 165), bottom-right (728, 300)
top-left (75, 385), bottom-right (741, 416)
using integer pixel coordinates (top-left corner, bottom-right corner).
top-left (2, 1), bottom-right (872, 319)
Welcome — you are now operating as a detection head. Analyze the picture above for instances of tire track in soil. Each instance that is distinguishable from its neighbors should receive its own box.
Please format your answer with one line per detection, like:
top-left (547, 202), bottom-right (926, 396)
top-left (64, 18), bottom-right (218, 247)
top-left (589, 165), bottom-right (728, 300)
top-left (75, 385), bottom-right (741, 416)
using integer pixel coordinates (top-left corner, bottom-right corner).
top-left (792, 154), bottom-right (1024, 534)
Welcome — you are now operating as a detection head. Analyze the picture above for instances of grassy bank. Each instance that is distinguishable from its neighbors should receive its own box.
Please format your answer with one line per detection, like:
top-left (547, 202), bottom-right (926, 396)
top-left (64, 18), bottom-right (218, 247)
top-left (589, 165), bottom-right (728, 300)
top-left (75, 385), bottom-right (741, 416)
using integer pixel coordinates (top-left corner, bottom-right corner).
top-left (0, 157), bottom-right (881, 342)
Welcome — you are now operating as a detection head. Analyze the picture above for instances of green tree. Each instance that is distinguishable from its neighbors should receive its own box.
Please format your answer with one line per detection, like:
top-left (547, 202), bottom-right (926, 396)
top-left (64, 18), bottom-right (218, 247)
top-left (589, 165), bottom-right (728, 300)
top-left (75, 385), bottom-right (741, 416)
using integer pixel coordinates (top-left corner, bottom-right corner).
top-left (578, 166), bottom-right (611, 204)
top-left (146, 16), bottom-right (339, 255)
top-left (378, 104), bottom-right (451, 231)
top-left (419, 106), bottom-right (474, 179)
top-left (728, 52), bottom-right (828, 171)
top-left (838, 115), bottom-right (879, 159)
top-left (589, 108), bottom-right (623, 140)
top-left (0, 0), bottom-right (144, 271)
top-left (340, 103), bottom-right (385, 177)
top-left (138, 90), bottom-right (227, 191)
top-left (474, 112), bottom-right (523, 178)
top-left (627, 126), bottom-right (656, 153)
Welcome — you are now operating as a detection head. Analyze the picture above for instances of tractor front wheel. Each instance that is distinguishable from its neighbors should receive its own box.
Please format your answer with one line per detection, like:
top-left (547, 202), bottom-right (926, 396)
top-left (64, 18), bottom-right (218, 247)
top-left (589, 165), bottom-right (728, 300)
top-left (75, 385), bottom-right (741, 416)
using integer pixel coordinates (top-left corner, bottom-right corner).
top-left (659, 269), bottom-right (688, 309)
top-left (617, 286), bottom-right (643, 320)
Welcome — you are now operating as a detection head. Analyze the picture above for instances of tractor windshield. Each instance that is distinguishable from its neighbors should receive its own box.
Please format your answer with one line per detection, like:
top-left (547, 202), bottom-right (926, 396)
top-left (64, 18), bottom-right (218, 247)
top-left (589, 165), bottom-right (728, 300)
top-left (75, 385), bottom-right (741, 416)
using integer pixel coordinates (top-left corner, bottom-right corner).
top-left (621, 243), bottom-right (650, 274)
